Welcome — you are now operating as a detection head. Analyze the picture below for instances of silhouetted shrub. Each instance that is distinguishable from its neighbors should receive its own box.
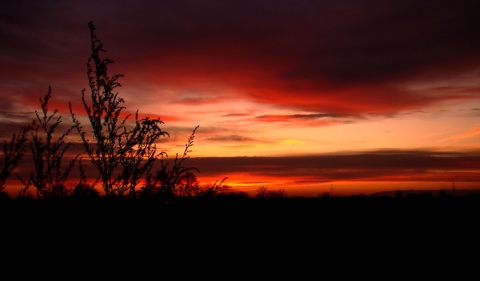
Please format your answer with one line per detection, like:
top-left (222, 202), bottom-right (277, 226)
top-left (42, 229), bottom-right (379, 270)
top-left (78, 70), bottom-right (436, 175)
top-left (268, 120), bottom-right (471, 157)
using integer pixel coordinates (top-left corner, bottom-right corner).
top-left (0, 125), bottom-right (29, 193)
top-left (17, 87), bottom-right (78, 199)
top-left (256, 186), bottom-right (287, 198)
top-left (66, 22), bottom-right (203, 200)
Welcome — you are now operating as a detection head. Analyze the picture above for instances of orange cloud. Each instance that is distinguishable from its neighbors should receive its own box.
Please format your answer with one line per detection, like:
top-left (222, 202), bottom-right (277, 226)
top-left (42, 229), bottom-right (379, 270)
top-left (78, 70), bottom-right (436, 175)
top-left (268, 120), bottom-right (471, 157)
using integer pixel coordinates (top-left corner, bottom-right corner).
top-left (439, 128), bottom-right (480, 143)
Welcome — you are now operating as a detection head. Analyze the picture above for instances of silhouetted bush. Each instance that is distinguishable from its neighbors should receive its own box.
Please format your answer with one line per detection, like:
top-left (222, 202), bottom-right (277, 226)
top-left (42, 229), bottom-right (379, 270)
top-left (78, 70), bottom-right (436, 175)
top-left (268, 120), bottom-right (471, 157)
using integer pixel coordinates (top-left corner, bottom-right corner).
top-left (1, 22), bottom-right (208, 201)
top-left (16, 87), bottom-right (78, 199)
top-left (0, 125), bottom-right (29, 193)
top-left (69, 22), bottom-right (176, 199)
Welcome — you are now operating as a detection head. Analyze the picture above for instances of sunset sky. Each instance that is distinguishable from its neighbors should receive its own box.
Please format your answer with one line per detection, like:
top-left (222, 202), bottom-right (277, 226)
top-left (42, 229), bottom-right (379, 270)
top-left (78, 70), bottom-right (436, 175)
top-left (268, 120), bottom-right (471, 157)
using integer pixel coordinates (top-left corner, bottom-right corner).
top-left (1, 0), bottom-right (480, 197)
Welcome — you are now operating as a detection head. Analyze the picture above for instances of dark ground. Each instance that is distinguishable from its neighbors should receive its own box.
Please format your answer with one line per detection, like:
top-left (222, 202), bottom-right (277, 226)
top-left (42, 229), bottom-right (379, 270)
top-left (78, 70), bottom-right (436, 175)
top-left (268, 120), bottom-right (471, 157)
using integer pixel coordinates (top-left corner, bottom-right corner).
top-left (3, 192), bottom-right (479, 232)
top-left (2, 193), bottom-right (479, 276)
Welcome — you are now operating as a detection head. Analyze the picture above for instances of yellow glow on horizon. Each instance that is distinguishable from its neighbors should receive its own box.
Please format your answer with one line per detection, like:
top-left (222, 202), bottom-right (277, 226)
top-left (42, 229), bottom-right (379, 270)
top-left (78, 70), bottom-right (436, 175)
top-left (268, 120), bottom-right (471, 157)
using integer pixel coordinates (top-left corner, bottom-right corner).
top-left (282, 139), bottom-right (305, 144)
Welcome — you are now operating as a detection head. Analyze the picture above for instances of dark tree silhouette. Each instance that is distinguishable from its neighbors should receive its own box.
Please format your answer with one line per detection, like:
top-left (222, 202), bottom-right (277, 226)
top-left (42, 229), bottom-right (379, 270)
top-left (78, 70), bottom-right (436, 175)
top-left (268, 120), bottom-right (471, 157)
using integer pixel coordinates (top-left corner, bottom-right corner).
top-left (16, 87), bottom-right (79, 199)
top-left (72, 159), bottom-right (99, 198)
top-left (141, 125), bottom-right (201, 200)
top-left (0, 21), bottom-right (230, 202)
top-left (0, 124), bottom-right (30, 197)
top-left (69, 22), bottom-right (198, 199)
top-left (256, 186), bottom-right (287, 198)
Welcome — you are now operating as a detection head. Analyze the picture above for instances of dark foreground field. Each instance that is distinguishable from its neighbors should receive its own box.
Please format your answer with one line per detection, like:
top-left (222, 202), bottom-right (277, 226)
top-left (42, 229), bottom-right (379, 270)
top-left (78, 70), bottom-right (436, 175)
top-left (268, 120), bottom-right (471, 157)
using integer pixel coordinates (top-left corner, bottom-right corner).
top-left (2, 193), bottom-right (479, 276)
top-left (3, 192), bottom-right (480, 231)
